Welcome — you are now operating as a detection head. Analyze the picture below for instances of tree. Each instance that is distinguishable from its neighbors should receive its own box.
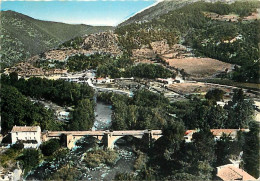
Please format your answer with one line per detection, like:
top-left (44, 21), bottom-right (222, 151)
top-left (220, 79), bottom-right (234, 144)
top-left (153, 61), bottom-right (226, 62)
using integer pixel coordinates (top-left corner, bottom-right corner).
top-left (1, 85), bottom-right (28, 134)
top-left (11, 140), bottom-right (24, 150)
top-left (19, 149), bottom-right (40, 173)
top-left (0, 84), bottom-right (60, 134)
top-left (242, 121), bottom-right (259, 178)
top-left (215, 134), bottom-right (233, 166)
top-left (151, 121), bottom-right (185, 172)
top-left (40, 139), bottom-right (60, 156)
top-left (9, 72), bottom-right (18, 85)
top-left (224, 89), bottom-right (254, 128)
top-left (69, 99), bottom-right (95, 130)
top-left (50, 166), bottom-right (81, 181)
top-left (205, 89), bottom-right (225, 102)
top-left (192, 129), bottom-right (216, 165)
top-left (186, 129), bottom-right (216, 180)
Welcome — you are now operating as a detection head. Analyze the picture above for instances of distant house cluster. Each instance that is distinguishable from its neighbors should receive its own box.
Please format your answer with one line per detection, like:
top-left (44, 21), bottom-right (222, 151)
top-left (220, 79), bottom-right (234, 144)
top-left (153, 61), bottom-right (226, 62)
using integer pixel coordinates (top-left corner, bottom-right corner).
top-left (4, 62), bottom-right (67, 78)
top-left (156, 77), bottom-right (184, 85)
top-left (204, 11), bottom-right (259, 22)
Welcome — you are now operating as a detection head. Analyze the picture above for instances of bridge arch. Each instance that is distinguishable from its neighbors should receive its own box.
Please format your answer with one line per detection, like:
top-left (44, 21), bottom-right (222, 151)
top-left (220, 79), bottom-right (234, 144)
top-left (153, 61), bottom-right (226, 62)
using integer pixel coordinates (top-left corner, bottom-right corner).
top-left (106, 134), bottom-right (144, 149)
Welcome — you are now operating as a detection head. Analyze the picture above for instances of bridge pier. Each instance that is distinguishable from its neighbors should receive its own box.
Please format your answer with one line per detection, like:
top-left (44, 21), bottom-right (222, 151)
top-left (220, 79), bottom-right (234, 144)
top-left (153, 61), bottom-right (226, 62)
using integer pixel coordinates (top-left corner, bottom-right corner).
top-left (104, 133), bottom-right (123, 149)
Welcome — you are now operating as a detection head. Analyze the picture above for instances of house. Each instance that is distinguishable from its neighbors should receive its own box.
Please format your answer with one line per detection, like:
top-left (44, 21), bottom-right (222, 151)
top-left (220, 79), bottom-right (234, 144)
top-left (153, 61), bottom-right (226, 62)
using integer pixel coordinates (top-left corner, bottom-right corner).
top-left (95, 77), bottom-right (113, 84)
top-left (216, 164), bottom-right (256, 181)
top-left (11, 126), bottom-right (41, 148)
top-left (157, 78), bottom-right (174, 85)
top-left (216, 101), bottom-right (226, 107)
top-left (57, 111), bottom-right (70, 121)
top-left (184, 130), bottom-right (194, 142)
top-left (210, 129), bottom-right (244, 140)
top-left (184, 129), bottom-right (249, 142)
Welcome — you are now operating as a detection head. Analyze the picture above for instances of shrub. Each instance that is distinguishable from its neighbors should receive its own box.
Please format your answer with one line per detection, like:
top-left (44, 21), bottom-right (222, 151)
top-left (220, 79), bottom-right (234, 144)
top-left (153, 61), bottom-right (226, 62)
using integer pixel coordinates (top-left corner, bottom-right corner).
top-left (205, 88), bottom-right (225, 102)
top-left (40, 139), bottom-right (60, 156)
top-left (84, 149), bottom-right (119, 168)
top-left (11, 141), bottom-right (24, 150)
top-left (134, 150), bottom-right (147, 171)
top-left (19, 148), bottom-right (40, 173)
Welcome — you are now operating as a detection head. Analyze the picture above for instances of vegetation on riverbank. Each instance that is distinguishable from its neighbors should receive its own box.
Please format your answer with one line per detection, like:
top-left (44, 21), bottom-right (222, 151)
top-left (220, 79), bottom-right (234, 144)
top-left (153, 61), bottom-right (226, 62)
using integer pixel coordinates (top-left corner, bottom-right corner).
top-left (1, 73), bottom-right (95, 133)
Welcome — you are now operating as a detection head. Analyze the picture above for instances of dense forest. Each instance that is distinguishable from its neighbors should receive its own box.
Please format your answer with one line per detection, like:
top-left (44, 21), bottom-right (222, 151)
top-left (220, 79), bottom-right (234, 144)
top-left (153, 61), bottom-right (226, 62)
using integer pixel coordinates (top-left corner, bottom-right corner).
top-left (97, 88), bottom-right (258, 179)
top-left (1, 72), bottom-right (258, 179)
top-left (113, 121), bottom-right (259, 180)
top-left (97, 88), bottom-right (255, 131)
top-left (115, 1), bottom-right (260, 83)
top-left (1, 73), bottom-right (95, 134)
top-left (62, 53), bottom-right (174, 79)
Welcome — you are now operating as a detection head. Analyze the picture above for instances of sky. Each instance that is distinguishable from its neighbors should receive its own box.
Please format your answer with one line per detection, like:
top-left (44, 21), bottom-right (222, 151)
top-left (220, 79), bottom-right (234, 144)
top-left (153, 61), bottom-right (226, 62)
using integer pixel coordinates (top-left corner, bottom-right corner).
top-left (0, 1), bottom-right (158, 26)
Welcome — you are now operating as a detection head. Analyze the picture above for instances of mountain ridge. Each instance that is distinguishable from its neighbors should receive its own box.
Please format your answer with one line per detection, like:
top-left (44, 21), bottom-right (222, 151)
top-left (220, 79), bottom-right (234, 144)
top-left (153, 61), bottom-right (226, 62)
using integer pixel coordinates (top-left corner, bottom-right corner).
top-left (0, 10), bottom-right (114, 68)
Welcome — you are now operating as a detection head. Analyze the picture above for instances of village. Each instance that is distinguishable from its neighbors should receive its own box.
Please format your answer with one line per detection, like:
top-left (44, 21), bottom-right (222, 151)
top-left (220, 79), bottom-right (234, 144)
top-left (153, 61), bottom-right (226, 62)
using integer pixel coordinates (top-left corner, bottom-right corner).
top-left (1, 63), bottom-right (260, 180)
top-left (1, 2), bottom-right (259, 179)
top-left (3, 60), bottom-right (260, 122)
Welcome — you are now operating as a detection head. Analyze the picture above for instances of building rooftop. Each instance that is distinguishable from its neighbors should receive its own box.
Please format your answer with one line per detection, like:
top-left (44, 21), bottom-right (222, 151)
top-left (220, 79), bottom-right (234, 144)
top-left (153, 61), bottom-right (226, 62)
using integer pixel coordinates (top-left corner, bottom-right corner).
top-left (185, 129), bottom-right (249, 137)
top-left (217, 165), bottom-right (256, 181)
top-left (210, 129), bottom-right (238, 136)
top-left (11, 126), bottom-right (40, 132)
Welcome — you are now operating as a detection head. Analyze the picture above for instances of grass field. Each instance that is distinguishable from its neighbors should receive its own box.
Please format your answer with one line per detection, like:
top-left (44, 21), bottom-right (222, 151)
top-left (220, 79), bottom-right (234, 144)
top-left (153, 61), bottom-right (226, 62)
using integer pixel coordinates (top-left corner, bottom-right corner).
top-left (164, 57), bottom-right (233, 78)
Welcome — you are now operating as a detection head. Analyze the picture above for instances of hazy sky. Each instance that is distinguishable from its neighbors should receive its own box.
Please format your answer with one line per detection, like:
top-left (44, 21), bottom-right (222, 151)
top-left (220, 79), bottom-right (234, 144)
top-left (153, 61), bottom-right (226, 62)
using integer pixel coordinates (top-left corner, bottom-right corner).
top-left (1, 1), bottom-right (158, 26)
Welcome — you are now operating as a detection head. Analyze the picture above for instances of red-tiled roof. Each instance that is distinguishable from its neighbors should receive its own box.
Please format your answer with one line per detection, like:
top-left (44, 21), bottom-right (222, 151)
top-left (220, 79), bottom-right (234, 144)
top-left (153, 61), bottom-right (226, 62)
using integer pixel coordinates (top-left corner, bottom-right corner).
top-left (217, 165), bottom-right (256, 181)
top-left (210, 129), bottom-right (238, 136)
top-left (185, 130), bottom-right (195, 135)
top-left (11, 126), bottom-right (39, 132)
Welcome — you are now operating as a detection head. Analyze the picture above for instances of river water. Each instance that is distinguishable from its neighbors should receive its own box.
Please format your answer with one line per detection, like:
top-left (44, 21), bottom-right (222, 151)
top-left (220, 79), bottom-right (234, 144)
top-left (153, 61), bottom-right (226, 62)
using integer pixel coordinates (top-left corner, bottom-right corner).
top-left (90, 101), bottom-right (137, 180)
top-left (92, 102), bottom-right (112, 131)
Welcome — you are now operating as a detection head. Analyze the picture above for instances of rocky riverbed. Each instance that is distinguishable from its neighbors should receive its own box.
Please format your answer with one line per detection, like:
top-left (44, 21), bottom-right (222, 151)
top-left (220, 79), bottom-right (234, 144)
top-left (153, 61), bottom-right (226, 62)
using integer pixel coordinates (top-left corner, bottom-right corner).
top-left (27, 101), bottom-right (137, 180)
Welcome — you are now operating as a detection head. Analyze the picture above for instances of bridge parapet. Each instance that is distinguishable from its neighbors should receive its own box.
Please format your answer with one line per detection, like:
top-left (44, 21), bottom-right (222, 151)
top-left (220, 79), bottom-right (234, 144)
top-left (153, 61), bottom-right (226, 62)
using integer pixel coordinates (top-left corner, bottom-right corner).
top-left (42, 130), bottom-right (162, 149)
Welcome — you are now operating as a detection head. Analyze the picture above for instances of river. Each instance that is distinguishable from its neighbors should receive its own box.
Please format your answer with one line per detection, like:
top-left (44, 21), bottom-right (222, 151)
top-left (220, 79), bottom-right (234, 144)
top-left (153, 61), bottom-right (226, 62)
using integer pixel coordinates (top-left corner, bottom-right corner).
top-left (92, 102), bottom-right (112, 131)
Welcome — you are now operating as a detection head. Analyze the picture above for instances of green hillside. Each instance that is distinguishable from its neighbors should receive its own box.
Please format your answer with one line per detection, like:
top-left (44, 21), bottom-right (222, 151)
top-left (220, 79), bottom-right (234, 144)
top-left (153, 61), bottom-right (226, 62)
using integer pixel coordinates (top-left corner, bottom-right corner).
top-left (0, 10), bottom-right (114, 68)
top-left (115, 1), bottom-right (260, 83)
top-left (118, 0), bottom-right (194, 27)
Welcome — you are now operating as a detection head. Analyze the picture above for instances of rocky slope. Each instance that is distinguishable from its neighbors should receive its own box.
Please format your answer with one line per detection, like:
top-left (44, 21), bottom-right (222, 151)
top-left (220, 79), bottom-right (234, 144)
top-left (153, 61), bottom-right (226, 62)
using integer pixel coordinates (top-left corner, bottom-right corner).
top-left (28, 31), bottom-right (122, 63)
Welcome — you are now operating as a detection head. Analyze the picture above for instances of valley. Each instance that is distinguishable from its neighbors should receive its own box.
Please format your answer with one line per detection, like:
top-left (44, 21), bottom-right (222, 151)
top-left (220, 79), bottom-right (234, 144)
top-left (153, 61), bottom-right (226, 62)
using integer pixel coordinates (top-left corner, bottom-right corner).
top-left (0, 0), bottom-right (259, 180)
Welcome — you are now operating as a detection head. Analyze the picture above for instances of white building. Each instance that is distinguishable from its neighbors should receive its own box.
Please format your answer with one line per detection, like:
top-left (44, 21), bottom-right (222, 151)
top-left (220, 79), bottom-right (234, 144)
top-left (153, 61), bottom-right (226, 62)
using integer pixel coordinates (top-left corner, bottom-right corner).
top-left (11, 126), bottom-right (41, 148)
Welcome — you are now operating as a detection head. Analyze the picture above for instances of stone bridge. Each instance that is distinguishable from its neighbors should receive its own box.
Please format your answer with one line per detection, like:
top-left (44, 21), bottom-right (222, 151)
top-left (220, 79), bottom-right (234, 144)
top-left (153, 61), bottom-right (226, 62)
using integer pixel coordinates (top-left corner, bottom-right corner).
top-left (42, 130), bottom-right (162, 149)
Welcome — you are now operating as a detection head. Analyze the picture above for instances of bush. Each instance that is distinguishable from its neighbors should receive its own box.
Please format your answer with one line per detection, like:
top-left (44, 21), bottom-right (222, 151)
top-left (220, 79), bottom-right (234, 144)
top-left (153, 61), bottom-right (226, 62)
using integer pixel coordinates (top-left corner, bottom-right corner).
top-left (205, 88), bottom-right (225, 102)
top-left (84, 149), bottom-right (119, 168)
top-left (19, 148), bottom-right (40, 173)
top-left (0, 148), bottom-right (21, 168)
top-left (11, 141), bottom-right (24, 150)
top-left (49, 165), bottom-right (81, 181)
top-left (134, 150), bottom-right (147, 171)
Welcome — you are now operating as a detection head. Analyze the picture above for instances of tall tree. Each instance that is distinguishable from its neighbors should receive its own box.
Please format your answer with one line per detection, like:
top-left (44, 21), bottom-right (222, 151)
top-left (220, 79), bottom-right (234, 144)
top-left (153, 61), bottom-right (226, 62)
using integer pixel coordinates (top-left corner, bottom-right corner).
top-left (243, 121), bottom-right (260, 178)
top-left (224, 89), bottom-right (254, 128)
top-left (215, 134), bottom-right (232, 166)
top-left (69, 99), bottom-right (95, 131)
